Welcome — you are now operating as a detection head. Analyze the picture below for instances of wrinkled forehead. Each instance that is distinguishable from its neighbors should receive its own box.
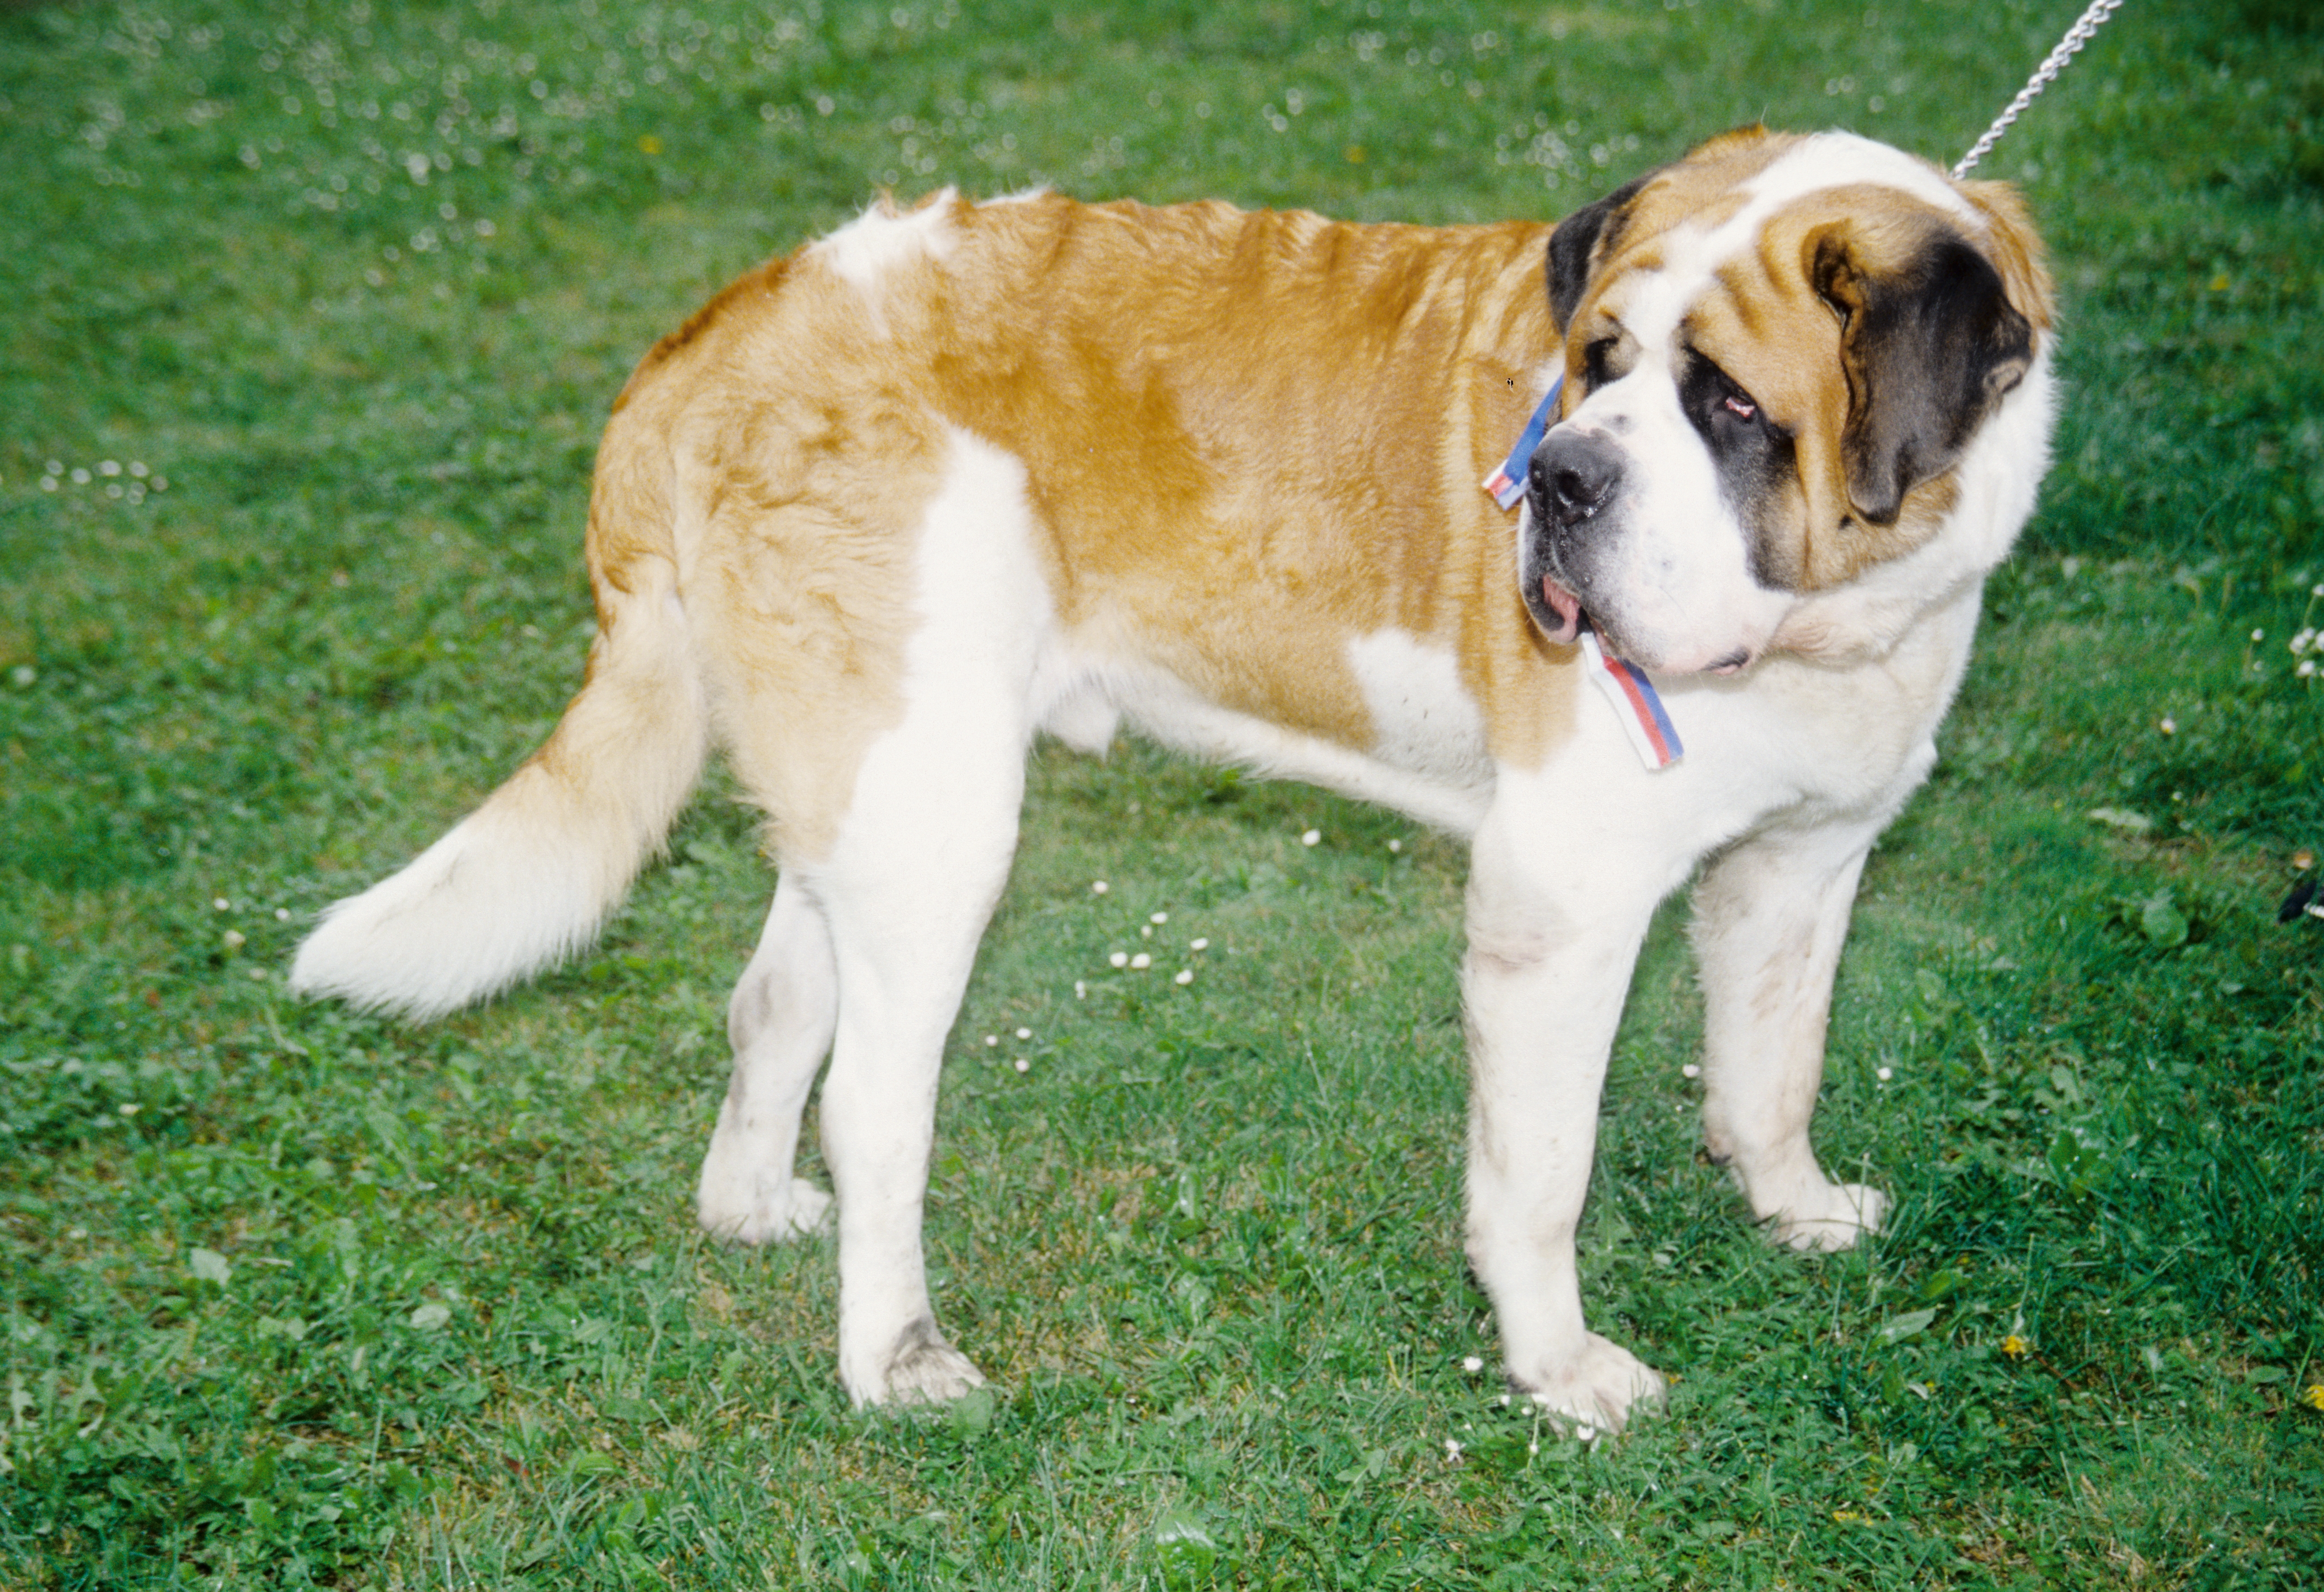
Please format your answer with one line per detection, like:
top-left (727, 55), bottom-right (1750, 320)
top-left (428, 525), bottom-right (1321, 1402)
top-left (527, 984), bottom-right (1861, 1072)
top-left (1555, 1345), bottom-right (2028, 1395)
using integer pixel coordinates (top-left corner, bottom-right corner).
top-left (1586, 132), bottom-right (1978, 348)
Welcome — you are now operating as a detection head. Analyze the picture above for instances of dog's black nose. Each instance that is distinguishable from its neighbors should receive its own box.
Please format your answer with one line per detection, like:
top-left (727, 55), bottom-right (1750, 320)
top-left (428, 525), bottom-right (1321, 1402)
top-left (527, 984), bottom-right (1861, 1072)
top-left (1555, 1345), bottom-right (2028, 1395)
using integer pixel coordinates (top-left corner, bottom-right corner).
top-left (1529, 432), bottom-right (1623, 530)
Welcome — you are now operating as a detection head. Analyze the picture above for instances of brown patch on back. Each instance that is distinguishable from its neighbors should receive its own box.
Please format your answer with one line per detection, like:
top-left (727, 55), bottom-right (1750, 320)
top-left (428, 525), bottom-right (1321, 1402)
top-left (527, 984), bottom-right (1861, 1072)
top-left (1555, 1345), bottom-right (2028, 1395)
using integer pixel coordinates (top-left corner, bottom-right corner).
top-left (894, 193), bottom-right (1580, 767)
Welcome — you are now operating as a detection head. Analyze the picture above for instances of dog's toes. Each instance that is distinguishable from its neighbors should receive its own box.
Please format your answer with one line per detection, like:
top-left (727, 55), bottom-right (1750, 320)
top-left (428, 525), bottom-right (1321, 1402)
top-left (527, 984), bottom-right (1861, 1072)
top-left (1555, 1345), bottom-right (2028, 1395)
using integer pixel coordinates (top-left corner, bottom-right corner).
top-left (697, 1174), bottom-right (833, 1245)
top-left (1511, 1334), bottom-right (1667, 1437)
top-left (848, 1317), bottom-right (987, 1408)
top-left (1770, 1181), bottom-right (1888, 1252)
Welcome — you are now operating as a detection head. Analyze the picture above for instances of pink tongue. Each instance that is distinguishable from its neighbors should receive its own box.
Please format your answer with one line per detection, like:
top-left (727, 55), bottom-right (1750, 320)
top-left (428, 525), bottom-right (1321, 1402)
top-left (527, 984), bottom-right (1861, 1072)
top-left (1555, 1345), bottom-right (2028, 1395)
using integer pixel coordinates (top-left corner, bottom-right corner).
top-left (1541, 575), bottom-right (1583, 645)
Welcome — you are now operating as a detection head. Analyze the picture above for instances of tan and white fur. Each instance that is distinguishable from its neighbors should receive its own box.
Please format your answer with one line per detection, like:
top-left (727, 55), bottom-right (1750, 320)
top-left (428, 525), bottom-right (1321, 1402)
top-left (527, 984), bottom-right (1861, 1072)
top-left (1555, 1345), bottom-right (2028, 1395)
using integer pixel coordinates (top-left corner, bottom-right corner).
top-left (292, 127), bottom-right (2054, 1432)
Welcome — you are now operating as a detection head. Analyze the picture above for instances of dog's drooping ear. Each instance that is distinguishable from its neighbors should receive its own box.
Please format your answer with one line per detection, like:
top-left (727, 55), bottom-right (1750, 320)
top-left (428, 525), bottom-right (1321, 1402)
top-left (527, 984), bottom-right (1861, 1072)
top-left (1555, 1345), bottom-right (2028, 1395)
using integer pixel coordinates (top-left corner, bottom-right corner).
top-left (1809, 219), bottom-right (2034, 525)
top-left (1546, 172), bottom-right (1656, 333)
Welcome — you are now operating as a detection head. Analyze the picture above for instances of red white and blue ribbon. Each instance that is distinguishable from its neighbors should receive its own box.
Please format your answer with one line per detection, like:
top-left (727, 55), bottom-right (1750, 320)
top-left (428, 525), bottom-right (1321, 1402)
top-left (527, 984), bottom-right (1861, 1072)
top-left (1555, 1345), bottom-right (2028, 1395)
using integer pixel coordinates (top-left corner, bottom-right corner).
top-left (1483, 371), bottom-right (1683, 771)
top-left (1482, 375), bottom-right (1563, 510)
top-left (1579, 628), bottom-right (1684, 769)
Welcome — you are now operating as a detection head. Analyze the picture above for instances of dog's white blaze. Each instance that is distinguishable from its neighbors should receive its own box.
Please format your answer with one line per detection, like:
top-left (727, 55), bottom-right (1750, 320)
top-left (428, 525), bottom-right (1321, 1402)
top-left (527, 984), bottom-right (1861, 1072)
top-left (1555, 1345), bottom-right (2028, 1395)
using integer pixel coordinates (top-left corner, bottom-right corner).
top-left (1745, 131), bottom-right (1980, 231)
top-left (810, 188), bottom-right (961, 300)
top-left (1559, 363), bottom-right (1791, 672)
top-left (1346, 629), bottom-right (1493, 789)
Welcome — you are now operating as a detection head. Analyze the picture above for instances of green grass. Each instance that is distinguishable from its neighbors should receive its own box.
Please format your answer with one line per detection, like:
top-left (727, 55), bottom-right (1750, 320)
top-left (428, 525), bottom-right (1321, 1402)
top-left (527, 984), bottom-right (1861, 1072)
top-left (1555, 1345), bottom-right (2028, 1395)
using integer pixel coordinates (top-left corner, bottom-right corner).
top-left (3, 0), bottom-right (2321, 1586)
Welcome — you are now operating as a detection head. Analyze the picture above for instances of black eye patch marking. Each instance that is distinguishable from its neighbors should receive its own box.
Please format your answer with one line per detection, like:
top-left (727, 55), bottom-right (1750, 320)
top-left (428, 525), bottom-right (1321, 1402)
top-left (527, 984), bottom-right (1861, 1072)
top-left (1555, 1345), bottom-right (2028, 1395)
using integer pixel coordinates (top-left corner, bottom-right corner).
top-left (1680, 348), bottom-right (1803, 590)
top-left (1581, 335), bottom-right (1621, 391)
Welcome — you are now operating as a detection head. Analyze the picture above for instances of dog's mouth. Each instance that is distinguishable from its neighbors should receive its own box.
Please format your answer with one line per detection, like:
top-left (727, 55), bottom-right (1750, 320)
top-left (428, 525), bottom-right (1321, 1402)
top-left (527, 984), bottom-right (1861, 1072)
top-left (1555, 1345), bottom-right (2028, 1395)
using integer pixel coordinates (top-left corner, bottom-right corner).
top-left (1538, 571), bottom-right (1754, 677)
top-left (1538, 573), bottom-right (1585, 647)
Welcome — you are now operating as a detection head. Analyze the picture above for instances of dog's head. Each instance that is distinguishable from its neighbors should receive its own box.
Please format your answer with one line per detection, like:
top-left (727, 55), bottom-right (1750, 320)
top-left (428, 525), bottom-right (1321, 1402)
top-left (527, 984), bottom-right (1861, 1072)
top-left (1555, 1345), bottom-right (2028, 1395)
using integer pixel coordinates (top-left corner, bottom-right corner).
top-left (1521, 127), bottom-right (2054, 674)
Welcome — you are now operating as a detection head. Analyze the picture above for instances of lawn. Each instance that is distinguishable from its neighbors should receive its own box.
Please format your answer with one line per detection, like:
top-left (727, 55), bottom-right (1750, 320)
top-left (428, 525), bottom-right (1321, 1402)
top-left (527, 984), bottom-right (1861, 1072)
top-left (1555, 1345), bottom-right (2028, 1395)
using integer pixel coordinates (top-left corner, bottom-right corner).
top-left (2, 0), bottom-right (2320, 1586)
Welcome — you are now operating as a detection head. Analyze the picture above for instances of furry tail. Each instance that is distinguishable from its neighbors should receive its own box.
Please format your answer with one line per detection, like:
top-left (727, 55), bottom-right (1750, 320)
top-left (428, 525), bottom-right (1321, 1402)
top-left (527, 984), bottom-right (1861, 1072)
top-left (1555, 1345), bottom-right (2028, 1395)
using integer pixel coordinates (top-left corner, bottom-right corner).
top-left (290, 567), bottom-right (706, 1020)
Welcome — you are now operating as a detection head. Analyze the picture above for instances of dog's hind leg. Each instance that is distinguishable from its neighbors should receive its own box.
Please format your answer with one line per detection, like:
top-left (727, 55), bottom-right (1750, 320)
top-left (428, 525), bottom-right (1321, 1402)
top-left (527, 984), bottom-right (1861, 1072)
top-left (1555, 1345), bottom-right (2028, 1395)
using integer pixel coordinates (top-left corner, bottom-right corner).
top-left (1690, 820), bottom-right (1890, 1251)
top-left (696, 872), bottom-right (839, 1243)
top-left (787, 427), bottom-right (1050, 1407)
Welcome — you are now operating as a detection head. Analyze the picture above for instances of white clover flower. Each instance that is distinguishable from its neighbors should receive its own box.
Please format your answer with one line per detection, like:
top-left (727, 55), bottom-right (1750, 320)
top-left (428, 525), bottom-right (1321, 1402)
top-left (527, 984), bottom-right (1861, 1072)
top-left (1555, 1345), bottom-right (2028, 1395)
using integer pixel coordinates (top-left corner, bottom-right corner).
top-left (1461, 1354), bottom-right (1484, 1372)
top-left (1013, 1057), bottom-right (1029, 1073)
top-left (1108, 951), bottom-right (1128, 968)
top-left (1150, 912), bottom-right (1168, 925)
top-left (1091, 879), bottom-right (1108, 894)
top-left (1015, 1027), bottom-right (1032, 1040)
top-left (1130, 953), bottom-right (1151, 970)
top-left (1300, 829), bottom-right (1321, 846)
top-left (1173, 969), bottom-right (1193, 986)
top-left (1190, 938), bottom-right (1209, 951)
top-left (1681, 1063), bottom-right (1700, 1079)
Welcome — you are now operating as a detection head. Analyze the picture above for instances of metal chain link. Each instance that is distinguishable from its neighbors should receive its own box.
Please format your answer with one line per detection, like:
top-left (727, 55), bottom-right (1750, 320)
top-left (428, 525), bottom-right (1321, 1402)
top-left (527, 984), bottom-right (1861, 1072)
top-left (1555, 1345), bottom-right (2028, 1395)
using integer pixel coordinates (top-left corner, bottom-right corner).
top-left (1952, 0), bottom-right (2124, 179)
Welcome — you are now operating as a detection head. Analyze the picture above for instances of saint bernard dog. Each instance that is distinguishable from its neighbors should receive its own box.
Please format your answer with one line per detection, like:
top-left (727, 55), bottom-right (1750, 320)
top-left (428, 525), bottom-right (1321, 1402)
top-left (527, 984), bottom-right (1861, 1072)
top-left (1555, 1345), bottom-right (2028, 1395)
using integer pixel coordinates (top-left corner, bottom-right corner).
top-left (292, 126), bottom-right (2054, 1432)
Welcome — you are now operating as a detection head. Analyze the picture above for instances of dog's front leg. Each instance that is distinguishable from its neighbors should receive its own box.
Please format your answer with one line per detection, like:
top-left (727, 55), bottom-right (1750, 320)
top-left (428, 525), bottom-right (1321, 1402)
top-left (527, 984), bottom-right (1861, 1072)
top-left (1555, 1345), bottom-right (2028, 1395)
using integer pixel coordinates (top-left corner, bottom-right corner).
top-left (1690, 820), bottom-right (1890, 1251)
top-left (1460, 790), bottom-right (1675, 1433)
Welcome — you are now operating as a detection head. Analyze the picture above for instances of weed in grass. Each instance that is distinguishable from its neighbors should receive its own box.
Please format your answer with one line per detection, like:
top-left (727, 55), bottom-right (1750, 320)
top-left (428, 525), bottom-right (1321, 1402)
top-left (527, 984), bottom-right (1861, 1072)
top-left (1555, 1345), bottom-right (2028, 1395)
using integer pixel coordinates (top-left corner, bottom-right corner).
top-left (5, 0), bottom-right (2322, 1587)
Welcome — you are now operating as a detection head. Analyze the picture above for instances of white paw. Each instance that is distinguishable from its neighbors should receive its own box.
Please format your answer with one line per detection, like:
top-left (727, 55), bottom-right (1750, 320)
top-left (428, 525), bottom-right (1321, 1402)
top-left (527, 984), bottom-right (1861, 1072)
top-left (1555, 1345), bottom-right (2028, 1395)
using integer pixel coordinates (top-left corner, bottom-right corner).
top-left (1510, 1333), bottom-right (1668, 1436)
top-left (846, 1318), bottom-right (987, 1408)
top-left (696, 1171), bottom-right (832, 1245)
top-left (1770, 1181), bottom-right (1888, 1253)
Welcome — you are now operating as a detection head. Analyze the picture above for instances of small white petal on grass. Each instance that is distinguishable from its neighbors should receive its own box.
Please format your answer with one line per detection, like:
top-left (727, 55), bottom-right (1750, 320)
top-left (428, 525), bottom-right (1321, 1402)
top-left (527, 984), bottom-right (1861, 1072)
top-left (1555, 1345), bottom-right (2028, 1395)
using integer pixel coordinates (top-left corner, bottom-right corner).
top-left (1877, 1066), bottom-right (1894, 1081)
top-left (1388, 838), bottom-right (1401, 852)
top-left (1013, 1057), bottom-right (1030, 1073)
top-left (1015, 1027), bottom-right (1031, 1040)
top-left (1574, 1424), bottom-right (1597, 1443)
top-left (1461, 1354), bottom-right (1484, 1372)
top-left (1091, 880), bottom-right (1109, 894)
top-left (1109, 952), bottom-right (1129, 968)
top-left (1190, 938), bottom-right (1208, 951)
top-left (1074, 980), bottom-right (1087, 998)
top-left (212, 897), bottom-right (230, 911)
top-left (1130, 953), bottom-right (1151, 970)
top-left (1300, 829), bottom-right (1321, 846)
top-left (1150, 912), bottom-right (1168, 924)
top-left (983, 1034), bottom-right (999, 1046)
top-left (1680, 1063), bottom-right (1700, 1079)
top-left (1174, 969), bottom-right (1193, 986)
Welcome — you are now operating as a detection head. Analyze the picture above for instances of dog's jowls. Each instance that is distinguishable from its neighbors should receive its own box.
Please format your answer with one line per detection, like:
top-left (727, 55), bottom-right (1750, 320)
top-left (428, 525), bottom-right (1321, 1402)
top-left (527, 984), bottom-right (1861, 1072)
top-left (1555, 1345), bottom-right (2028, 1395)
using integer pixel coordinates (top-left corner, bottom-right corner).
top-left (293, 127), bottom-right (2053, 1431)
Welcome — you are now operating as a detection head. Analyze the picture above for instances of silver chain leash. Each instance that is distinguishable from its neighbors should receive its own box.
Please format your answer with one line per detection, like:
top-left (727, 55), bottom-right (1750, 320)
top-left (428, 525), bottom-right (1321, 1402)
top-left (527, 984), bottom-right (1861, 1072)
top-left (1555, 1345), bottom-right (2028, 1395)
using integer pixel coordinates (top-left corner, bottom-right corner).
top-left (1952, 0), bottom-right (2124, 179)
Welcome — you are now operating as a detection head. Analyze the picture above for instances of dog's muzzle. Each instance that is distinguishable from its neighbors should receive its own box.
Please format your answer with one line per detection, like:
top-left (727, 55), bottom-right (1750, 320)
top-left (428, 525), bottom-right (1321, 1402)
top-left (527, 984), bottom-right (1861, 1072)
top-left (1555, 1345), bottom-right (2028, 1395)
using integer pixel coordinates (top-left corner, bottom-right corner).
top-left (1523, 430), bottom-right (1627, 648)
